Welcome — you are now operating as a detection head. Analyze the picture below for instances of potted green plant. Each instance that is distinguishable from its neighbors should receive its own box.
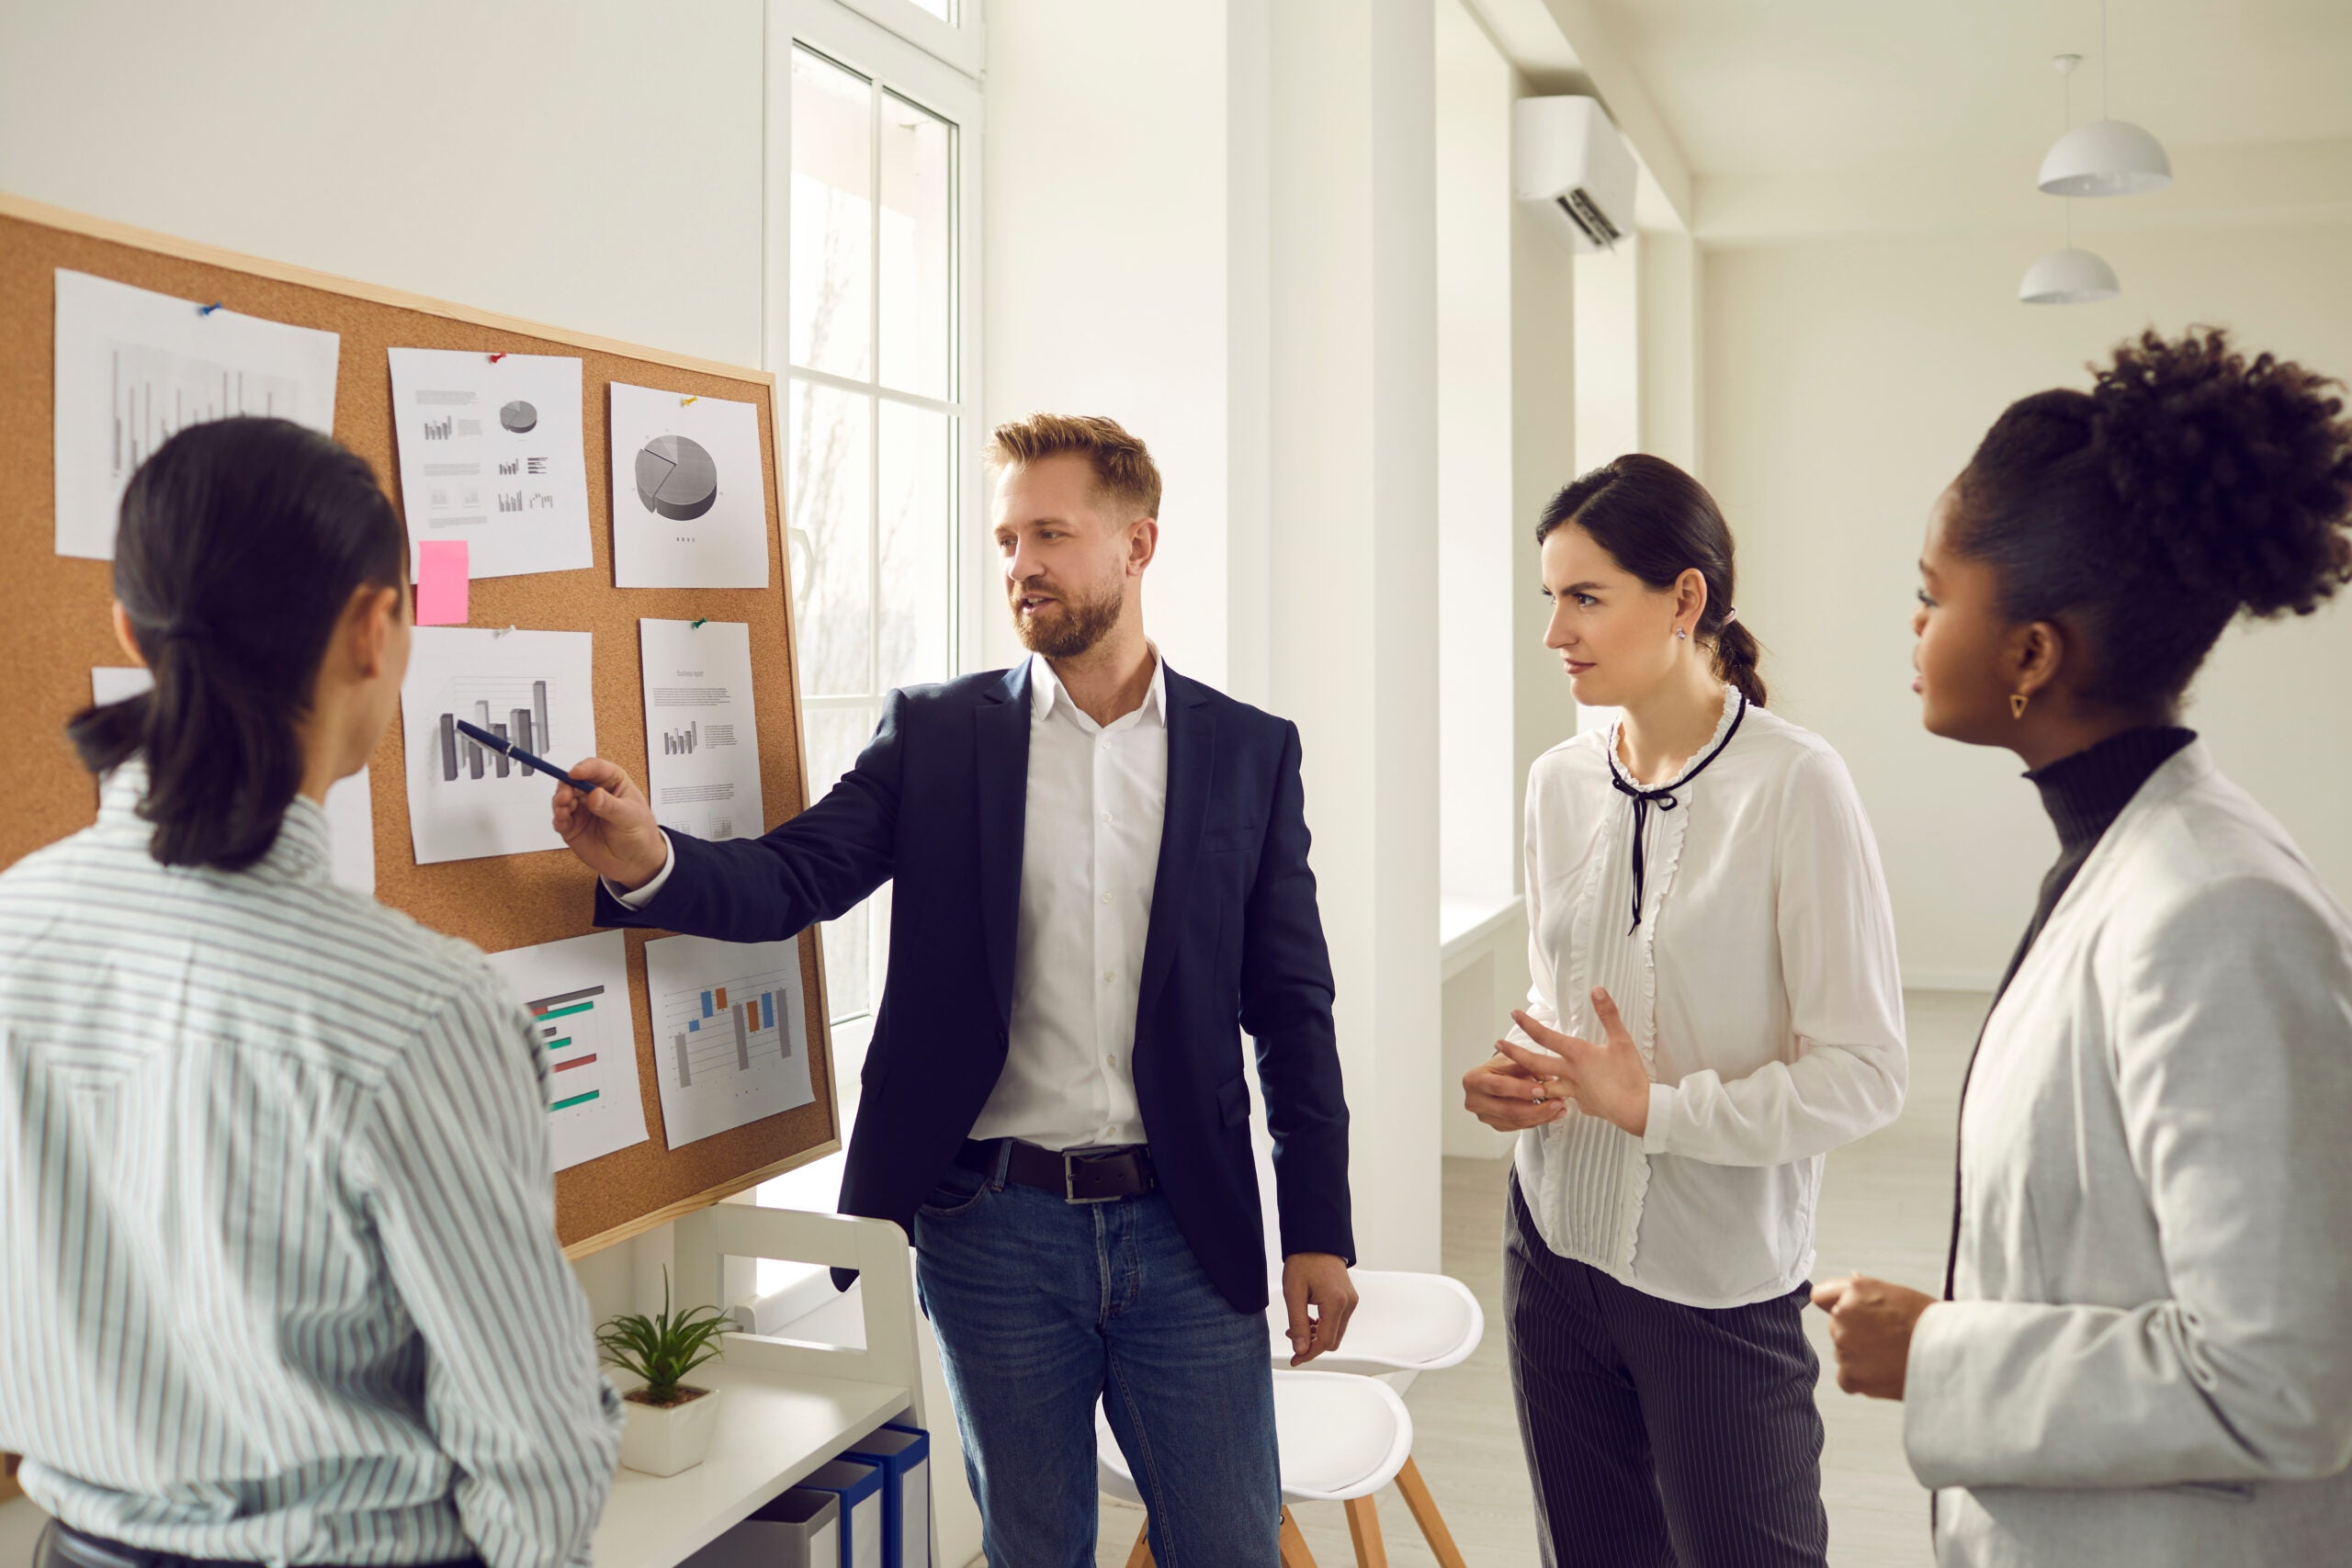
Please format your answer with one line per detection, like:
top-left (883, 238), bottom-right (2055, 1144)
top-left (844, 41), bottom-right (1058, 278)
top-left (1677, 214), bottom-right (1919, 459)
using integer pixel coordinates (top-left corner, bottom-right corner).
top-left (596, 1269), bottom-right (734, 1476)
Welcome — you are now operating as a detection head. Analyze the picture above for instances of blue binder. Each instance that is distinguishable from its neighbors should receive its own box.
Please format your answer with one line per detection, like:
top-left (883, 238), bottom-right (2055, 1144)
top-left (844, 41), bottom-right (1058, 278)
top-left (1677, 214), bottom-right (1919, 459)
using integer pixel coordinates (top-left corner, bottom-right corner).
top-left (797, 1456), bottom-right (886, 1568)
top-left (842, 1423), bottom-right (933, 1568)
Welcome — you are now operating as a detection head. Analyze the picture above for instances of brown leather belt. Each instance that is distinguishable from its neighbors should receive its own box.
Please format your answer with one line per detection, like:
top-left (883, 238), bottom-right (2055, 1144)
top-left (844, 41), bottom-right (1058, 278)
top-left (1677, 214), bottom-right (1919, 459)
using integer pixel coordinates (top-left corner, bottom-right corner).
top-left (959, 1138), bottom-right (1157, 1203)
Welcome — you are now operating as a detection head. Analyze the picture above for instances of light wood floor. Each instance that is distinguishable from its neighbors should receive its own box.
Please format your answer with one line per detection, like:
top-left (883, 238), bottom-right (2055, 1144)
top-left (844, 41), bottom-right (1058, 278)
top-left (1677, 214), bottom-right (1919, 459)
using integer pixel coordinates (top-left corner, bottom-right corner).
top-left (1094, 988), bottom-right (1984, 1568)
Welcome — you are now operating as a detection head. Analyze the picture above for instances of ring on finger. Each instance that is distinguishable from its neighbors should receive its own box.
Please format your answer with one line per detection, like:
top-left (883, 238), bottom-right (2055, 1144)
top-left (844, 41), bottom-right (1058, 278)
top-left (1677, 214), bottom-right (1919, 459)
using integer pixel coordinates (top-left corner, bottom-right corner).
top-left (1532, 1085), bottom-right (1546, 1104)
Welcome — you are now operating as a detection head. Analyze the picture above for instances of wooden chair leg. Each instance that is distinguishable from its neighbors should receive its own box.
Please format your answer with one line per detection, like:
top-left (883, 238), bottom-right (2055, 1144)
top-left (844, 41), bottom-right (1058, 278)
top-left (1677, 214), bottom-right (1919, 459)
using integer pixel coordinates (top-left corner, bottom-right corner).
top-left (1123, 1516), bottom-right (1155, 1568)
top-left (1278, 1506), bottom-right (1320, 1568)
top-left (1393, 1457), bottom-right (1468, 1568)
top-left (1343, 1495), bottom-right (1388, 1568)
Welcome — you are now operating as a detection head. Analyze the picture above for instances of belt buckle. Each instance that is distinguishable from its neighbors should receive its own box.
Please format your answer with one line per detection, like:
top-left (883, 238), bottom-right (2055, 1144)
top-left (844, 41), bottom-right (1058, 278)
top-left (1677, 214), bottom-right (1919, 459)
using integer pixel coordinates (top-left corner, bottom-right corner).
top-left (1063, 1151), bottom-right (1120, 1203)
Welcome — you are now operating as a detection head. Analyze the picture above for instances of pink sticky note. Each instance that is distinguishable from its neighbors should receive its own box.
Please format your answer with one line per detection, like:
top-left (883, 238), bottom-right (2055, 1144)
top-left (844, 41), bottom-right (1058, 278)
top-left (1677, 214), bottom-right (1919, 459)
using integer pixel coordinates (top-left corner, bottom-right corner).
top-left (416, 540), bottom-right (469, 626)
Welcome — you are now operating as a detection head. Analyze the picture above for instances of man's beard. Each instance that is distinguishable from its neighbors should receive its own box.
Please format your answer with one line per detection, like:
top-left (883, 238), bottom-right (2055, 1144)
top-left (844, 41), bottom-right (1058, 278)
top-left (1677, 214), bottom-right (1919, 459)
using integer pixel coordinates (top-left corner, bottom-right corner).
top-left (1011, 581), bottom-right (1124, 658)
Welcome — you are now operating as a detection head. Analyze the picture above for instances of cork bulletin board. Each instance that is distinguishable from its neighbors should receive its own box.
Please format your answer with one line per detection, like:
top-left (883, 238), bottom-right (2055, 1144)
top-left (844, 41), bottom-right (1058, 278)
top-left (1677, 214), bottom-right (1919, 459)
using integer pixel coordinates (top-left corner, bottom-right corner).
top-left (0, 192), bottom-right (839, 1258)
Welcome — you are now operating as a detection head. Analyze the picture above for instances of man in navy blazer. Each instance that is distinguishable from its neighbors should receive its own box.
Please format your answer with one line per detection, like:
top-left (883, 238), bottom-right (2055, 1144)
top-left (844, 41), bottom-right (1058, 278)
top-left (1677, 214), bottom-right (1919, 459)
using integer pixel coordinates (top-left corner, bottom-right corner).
top-left (554, 414), bottom-right (1353, 1563)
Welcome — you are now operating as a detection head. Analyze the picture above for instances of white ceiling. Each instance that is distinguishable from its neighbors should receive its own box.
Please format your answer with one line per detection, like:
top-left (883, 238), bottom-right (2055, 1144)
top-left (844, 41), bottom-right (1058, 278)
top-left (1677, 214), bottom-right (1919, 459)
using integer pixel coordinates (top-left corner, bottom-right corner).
top-left (1588, 0), bottom-right (2352, 179)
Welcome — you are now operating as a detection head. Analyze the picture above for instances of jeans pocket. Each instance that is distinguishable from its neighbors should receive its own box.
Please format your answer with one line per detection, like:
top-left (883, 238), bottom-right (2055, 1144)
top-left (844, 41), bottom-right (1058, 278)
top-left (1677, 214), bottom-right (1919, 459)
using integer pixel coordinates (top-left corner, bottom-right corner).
top-left (917, 1161), bottom-right (992, 1219)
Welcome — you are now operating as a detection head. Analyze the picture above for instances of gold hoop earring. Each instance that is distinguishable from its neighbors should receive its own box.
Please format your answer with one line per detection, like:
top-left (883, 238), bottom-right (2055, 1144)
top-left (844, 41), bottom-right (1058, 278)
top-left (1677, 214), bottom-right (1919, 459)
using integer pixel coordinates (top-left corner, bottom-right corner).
top-left (2010, 692), bottom-right (2030, 719)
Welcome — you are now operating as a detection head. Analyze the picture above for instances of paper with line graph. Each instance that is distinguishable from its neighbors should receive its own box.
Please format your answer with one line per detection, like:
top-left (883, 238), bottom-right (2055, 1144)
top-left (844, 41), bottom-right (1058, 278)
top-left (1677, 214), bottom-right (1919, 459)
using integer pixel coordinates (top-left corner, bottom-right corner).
top-left (482, 930), bottom-right (649, 1172)
top-left (53, 269), bottom-right (340, 560)
top-left (398, 626), bottom-right (595, 864)
top-left (387, 346), bottom-right (590, 581)
top-left (639, 618), bottom-right (765, 844)
top-left (642, 933), bottom-right (813, 1149)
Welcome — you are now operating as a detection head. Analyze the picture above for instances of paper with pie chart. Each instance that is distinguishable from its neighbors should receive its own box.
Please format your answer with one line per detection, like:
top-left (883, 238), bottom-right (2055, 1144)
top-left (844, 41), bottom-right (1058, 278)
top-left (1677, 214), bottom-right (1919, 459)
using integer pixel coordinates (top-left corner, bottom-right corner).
top-left (608, 381), bottom-right (770, 589)
top-left (481, 930), bottom-right (650, 1173)
top-left (387, 346), bottom-right (593, 581)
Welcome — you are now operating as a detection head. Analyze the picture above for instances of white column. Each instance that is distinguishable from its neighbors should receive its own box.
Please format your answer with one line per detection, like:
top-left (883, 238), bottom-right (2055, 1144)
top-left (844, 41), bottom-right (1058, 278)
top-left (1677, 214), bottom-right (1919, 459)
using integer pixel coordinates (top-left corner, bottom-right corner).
top-left (1260, 0), bottom-right (1443, 1272)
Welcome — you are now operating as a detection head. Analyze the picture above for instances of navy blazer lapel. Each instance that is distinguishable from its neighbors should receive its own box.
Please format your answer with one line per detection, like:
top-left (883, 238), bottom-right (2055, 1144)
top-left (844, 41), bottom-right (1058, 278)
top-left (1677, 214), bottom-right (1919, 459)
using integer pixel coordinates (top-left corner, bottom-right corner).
top-left (1136, 667), bottom-right (1216, 1021)
top-left (975, 662), bottom-right (1031, 1030)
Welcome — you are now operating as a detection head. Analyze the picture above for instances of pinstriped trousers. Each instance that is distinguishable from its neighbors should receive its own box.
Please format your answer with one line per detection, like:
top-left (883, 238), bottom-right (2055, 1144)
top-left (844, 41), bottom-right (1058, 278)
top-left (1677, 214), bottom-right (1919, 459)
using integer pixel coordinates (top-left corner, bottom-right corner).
top-left (1505, 1172), bottom-right (1829, 1568)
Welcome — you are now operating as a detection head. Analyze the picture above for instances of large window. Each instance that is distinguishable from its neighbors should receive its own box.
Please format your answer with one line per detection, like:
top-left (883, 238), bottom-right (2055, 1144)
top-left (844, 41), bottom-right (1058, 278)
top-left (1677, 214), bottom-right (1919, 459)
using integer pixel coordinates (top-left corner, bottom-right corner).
top-left (770, 0), bottom-right (981, 1036)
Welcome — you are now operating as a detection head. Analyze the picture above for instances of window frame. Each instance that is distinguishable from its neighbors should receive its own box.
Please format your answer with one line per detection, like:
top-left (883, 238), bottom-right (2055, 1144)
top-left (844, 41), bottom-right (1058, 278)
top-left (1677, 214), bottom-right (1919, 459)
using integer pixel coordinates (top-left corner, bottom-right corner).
top-left (763, 0), bottom-right (986, 1044)
top-left (829, 0), bottom-right (983, 81)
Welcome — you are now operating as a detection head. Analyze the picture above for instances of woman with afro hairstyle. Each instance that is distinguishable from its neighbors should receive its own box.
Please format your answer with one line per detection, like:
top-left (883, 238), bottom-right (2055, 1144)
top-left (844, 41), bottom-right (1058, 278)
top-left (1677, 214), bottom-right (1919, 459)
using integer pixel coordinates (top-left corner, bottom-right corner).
top-left (1816, 328), bottom-right (2352, 1566)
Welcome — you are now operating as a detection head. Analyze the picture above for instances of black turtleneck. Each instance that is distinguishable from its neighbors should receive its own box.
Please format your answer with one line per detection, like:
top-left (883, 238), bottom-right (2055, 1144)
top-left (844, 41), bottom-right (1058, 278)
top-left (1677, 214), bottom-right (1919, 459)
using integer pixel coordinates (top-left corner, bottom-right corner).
top-left (1941, 724), bottom-right (2197, 1299)
top-left (1994, 725), bottom-right (2199, 1001)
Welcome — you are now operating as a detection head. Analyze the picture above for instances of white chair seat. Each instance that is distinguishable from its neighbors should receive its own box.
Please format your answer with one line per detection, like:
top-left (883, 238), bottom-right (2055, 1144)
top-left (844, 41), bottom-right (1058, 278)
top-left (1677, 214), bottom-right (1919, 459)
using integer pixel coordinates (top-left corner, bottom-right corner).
top-left (1096, 1368), bottom-right (1414, 1506)
top-left (1265, 1268), bottom-right (1484, 1375)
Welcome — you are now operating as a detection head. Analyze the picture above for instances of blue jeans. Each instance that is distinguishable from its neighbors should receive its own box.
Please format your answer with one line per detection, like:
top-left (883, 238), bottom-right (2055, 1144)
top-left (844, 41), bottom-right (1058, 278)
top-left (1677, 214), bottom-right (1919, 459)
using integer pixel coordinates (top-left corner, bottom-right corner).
top-left (911, 1149), bottom-right (1281, 1567)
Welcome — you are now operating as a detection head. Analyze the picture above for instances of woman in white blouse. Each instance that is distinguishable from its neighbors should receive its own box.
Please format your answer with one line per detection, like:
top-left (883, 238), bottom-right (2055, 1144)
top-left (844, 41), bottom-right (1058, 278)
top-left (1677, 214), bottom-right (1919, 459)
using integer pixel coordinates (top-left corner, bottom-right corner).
top-left (1464, 453), bottom-right (1906, 1568)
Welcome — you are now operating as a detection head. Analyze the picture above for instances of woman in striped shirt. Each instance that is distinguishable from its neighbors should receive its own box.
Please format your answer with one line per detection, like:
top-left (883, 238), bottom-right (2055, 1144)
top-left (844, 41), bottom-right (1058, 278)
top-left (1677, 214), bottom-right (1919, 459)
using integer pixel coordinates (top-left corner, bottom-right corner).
top-left (0, 419), bottom-right (620, 1568)
top-left (1462, 455), bottom-right (1907, 1567)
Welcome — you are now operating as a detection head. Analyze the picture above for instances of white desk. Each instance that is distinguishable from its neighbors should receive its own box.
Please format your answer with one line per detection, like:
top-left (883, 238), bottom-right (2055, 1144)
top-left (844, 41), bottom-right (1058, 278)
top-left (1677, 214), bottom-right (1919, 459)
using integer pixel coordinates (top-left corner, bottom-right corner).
top-left (596, 1205), bottom-right (926, 1568)
top-left (592, 1359), bottom-right (910, 1568)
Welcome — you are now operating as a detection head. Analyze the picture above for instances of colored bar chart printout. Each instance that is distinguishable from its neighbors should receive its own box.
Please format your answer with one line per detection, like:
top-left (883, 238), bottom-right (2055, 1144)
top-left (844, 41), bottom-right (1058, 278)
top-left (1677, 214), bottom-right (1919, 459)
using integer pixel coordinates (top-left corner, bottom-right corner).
top-left (482, 930), bottom-right (650, 1171)
top-left (642, 932), bottom-right (813, 1149)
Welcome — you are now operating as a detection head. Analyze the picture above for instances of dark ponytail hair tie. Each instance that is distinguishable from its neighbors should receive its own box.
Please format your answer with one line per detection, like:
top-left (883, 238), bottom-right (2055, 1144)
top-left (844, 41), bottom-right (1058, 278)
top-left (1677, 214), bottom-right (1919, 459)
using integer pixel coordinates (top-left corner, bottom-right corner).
top-left (147, 619), bottom-right (214, 645)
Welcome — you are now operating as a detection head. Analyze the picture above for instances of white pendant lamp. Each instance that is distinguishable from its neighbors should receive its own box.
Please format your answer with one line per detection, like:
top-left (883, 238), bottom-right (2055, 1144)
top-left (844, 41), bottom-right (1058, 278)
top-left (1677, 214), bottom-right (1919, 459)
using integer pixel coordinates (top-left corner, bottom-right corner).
top-left (2021, 55), bottom-right (2121, 304)
top-left (2019, 245), bottom-right (2120, 305)
top-left (2037, 0), bottom-right (2172, 197)
top-left (2040, 119), bottom-right (2173, 197)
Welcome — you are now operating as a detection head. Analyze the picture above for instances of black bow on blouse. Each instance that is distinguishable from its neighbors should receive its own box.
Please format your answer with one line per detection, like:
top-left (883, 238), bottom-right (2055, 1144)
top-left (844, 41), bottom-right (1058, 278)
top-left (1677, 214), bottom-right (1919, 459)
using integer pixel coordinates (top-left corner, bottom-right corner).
top-left (1605, 694), bottom-right (1747, 934)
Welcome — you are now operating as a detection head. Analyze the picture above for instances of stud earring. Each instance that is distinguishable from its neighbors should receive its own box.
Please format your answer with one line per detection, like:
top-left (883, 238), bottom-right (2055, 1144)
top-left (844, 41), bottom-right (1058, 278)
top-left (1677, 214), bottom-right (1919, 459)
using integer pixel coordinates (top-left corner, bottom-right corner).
top-left (1675, 627), bottom-right (1689, 641)
top-left (2010, 692), bottom-right (2030, 719)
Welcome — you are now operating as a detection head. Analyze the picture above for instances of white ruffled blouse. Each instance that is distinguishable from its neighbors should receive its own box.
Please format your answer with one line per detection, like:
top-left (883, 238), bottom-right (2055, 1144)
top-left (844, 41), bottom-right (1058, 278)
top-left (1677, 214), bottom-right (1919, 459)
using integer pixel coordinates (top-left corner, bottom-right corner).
top-left (1510, 693), bottom-right (1909, 1308)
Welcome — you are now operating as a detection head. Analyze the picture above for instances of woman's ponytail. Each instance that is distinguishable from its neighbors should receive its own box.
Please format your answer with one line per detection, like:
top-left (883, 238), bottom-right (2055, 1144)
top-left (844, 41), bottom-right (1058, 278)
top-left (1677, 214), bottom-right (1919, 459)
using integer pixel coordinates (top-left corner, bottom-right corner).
top-left (1711, 616), bottom-right (1768, 709)
top-left (65, 418), bottom-right (406, 873)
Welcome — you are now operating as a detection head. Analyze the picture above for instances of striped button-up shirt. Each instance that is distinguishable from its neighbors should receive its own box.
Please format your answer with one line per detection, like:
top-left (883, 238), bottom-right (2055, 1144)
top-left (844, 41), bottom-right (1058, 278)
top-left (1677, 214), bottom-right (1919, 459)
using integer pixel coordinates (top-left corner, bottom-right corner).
top-left (0, 763), bottom-right (621, 1567)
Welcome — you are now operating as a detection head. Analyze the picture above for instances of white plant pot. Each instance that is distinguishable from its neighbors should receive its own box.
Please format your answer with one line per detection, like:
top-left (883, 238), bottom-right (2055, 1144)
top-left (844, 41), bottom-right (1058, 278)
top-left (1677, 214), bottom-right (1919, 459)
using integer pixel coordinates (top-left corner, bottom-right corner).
top-left (618, 1384), bottom-right (720, 1477)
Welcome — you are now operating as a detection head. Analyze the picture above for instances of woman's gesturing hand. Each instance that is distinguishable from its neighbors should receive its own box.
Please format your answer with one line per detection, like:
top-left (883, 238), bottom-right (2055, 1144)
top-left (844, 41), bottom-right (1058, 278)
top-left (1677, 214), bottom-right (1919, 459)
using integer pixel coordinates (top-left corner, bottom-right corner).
top-left (1496, 987), bottom-right (1653, 1138)
top-left (1464, 1046), bottom-right (1569, 1133)
top-left (549, 758), bottom-right (670, 892)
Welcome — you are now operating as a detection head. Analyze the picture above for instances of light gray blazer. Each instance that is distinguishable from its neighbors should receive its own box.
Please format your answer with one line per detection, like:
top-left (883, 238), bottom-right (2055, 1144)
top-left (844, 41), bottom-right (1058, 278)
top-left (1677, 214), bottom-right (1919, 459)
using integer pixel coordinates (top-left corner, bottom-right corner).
top-left (1905, 740), bottom-right (2352, 1567)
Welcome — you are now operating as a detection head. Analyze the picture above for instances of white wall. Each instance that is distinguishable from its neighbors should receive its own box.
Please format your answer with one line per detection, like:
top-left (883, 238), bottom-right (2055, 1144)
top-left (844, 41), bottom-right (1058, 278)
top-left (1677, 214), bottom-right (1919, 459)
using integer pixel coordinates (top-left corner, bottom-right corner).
top-left (1704, 220), bottom-right (2352, 984)
top-left (0, 1), bottom-right (765, 367)
top-left (1434, 0), bottom-right (1520, 903)
top-left (1640, 228), bottom-right (1702, 474)
top-left (979, 0), bottom-right (1239, 689)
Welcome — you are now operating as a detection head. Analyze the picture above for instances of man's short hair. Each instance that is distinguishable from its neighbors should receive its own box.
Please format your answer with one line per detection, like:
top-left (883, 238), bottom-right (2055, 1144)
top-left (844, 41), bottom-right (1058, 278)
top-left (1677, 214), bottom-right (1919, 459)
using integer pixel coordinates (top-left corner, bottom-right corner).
top-left (984, 413), bottom-right (1162, 523)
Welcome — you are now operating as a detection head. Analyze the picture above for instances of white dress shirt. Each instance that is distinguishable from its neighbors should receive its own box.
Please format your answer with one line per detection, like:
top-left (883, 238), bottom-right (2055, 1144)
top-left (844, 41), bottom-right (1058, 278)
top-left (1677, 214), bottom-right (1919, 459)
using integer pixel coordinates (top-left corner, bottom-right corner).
top-left (972, 651), bottom-right (1167, 1148)
top-left (618, 651), bottom-right (1169, 1151)
top-left (1510, 694), bottom-right (1908, 1308)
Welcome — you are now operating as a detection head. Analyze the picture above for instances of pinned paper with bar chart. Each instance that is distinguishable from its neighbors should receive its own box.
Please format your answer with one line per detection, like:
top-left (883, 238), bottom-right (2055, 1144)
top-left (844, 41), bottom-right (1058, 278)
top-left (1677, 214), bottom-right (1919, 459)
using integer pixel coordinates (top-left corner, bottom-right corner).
top-left (399, 626), bottom-right (595, 864)
top-left (482, 930), bottom-right (650, 1172)
top-left (387, 346), bottom-right (592, 580)
top-left (642, 933), bottom-right (814, 1149)
top-left (639, 618), bottom-right (765, 843)
top-left (52, 269), bottom-right (340, 560)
